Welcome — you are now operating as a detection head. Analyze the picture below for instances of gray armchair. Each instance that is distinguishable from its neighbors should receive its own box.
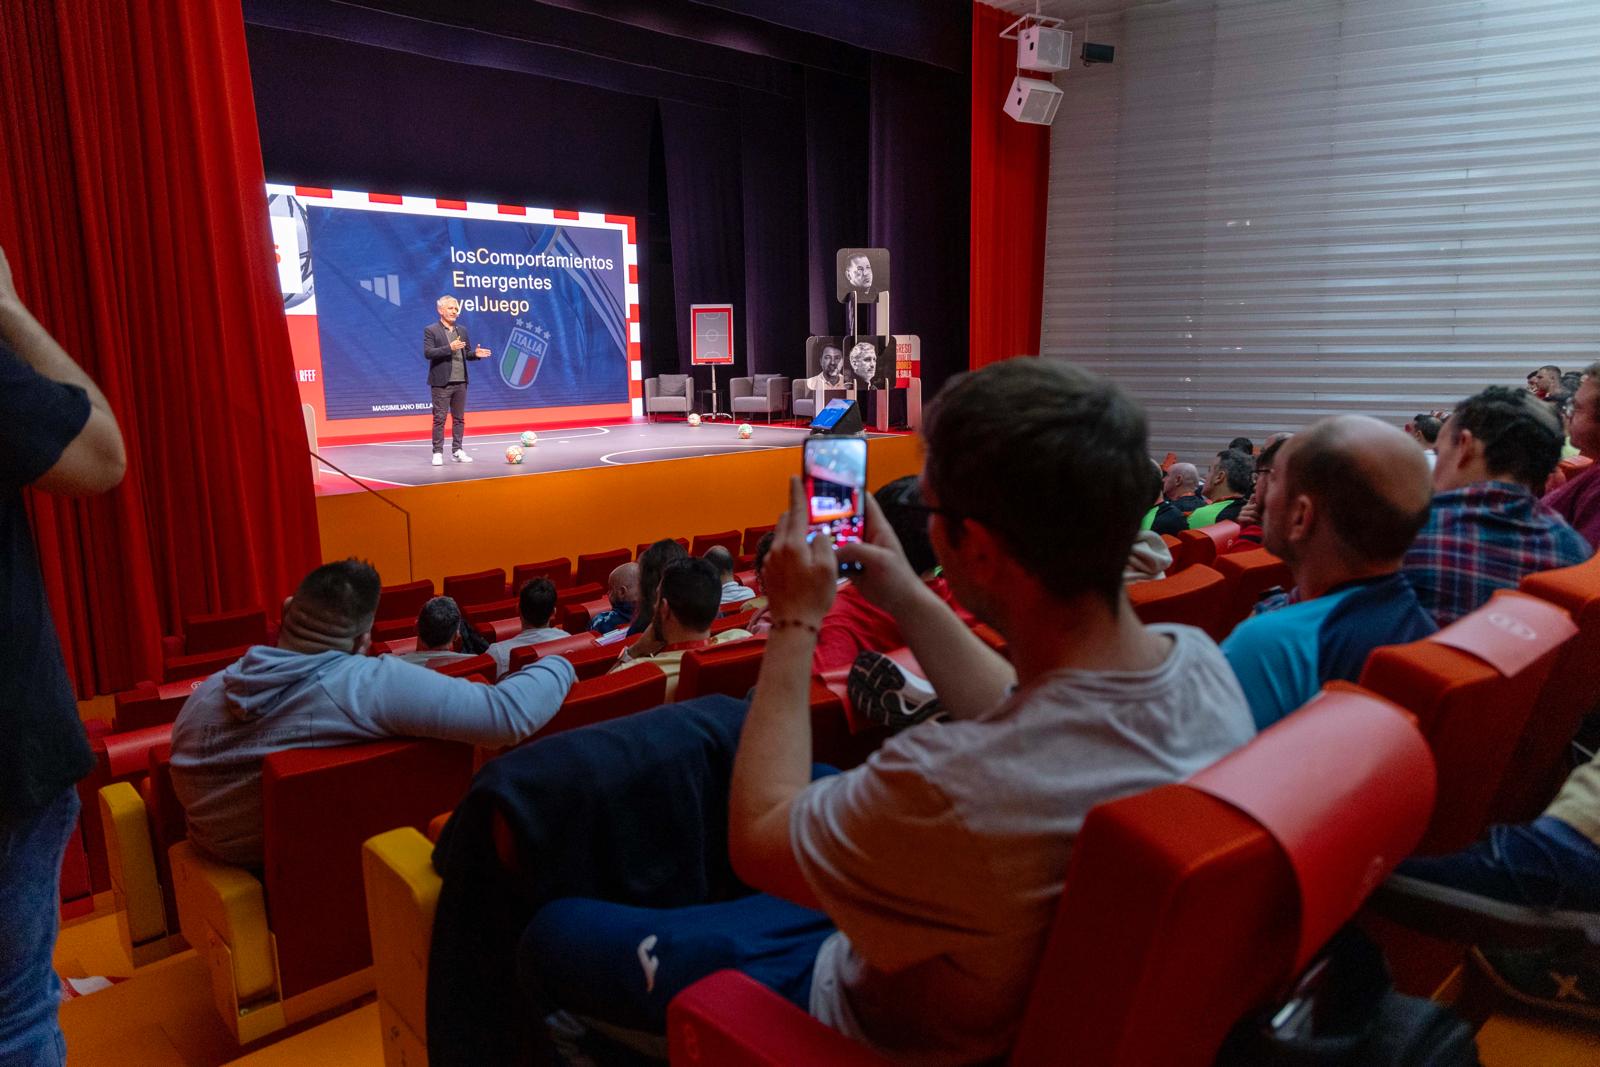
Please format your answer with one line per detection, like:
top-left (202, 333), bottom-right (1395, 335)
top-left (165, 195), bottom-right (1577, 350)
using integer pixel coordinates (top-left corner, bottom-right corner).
top-left (644, 374), bottom-right (692, 421)
top-left (730, 373), bottom-right (790, 422)
top-left (792, 378), bottom-right (816, 420)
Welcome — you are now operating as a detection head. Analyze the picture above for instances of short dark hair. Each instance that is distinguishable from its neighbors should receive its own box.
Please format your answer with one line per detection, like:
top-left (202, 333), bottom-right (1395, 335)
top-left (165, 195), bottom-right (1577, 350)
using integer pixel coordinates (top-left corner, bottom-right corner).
top-left (1256, 436), bottom-right (1289, 472)
top-left (874, 476), bottom-right (938, 575)
top-left (1228, 436), bottom-right (1254, 455)
top-left (294, 559), bottom-right (381, 632)
top-left (417, 596), bottom-right (462, 649)
top-left (1448, 386), bottom-right (1565, 490)
top-left (753, 532), bottom-right (776, 575)
top-left (1561, 371), bottom-right (1584, 396)
top-left (637, 538), bottom-right (689, 620)
top-left (924, 359), bottom-right (1149, 608)
top-left (1539, 364), bottom-right (1562, 376)
top-left (1286, 424), bottom-right (1429, 563)
top-left (703, 545), bottom-right (735, 578)
top-left (1411, 414), bottom-right (1442, 445)
top-left (658, 557), bottom-right (721, 632)
top-left (1215, 449), bottom-right (1255, 496)
top-left (517, 578), bottom-right (558, 628)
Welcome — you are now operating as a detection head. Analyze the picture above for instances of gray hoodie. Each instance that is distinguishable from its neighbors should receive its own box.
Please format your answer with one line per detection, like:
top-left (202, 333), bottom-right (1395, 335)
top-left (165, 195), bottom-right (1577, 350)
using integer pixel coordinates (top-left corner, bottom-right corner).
top-left (169, 644), bottom-right (574, 867)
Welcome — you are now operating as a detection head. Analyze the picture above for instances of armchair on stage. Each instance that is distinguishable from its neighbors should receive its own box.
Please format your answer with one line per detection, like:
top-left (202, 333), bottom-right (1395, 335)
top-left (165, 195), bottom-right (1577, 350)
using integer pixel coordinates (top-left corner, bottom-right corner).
top-left (730, 373), bottom-right (790, 422)
top-left (644, 373), bottom-right (692, 421)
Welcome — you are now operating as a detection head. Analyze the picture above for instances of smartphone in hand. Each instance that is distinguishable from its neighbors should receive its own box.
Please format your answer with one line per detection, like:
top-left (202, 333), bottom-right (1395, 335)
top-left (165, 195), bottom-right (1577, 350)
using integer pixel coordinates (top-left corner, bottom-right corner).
top-left (802, 435), bottom-right (868, 575)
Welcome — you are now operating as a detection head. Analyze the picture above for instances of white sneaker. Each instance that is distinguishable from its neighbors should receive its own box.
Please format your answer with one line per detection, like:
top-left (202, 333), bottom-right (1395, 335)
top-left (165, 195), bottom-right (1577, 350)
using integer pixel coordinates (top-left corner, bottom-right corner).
top-left (454, 449), bottom-right (473, 463)
top-left (431, 452), bottom-right (443, 466)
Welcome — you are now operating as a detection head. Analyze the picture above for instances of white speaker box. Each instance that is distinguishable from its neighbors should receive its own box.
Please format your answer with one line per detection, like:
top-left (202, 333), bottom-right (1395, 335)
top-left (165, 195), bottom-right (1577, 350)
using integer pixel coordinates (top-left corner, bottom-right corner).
top-left (1019, 26), bottom-right (1072, 72)
top-left (1004, 75), bottom-right (1063, 126)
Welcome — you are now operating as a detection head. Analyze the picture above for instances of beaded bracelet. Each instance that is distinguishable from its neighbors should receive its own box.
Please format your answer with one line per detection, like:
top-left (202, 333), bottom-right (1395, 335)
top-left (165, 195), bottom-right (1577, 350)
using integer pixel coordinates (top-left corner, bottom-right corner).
top-left (769, 618), bottom-right (821, 636)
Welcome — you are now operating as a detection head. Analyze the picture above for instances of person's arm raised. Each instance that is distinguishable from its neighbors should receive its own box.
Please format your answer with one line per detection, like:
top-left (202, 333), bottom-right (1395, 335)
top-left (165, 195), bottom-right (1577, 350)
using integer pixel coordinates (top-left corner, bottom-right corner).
top-left (0, 247), bottom-right (126, 496)
top-left (835, 493), bottom-right (1015, 720)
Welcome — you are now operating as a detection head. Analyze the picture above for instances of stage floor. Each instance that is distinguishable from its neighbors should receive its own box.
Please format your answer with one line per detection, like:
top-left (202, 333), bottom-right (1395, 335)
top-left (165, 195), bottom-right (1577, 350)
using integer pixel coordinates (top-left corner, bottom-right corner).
top-left (312, 419), bottom-right (875, 495)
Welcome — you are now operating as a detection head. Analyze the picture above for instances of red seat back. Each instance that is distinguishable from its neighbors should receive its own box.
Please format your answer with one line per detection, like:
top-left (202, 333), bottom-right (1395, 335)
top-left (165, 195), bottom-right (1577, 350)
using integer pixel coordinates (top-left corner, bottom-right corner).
top-left (261, 740), bottom-right (474, 998)
top-left (540, 666), bottom-right (669, 738)
top-left (1010, 685), bottom-right (1434, 1066)
top-left (145, 744), bottom-right (187, 929)
top-left (375, 579), bottom-right (435, 624)
top-left (1127, 564), bottom-right (1228, 637)
top-left (677, 639), bottom-right (767, 700)
top-left (1493, 553), bottom-right (1600, 820)
top-left (161, 645), bottom-right (246, 684)
top-left (742, 524), bottom-right (776, 555)
top-left (1212, 548), bottom-right (1293, 639)
top-left (1198, 519), bottom-right (1240, 556)
top-left (465, 598), bottom-right (518, 627)
top-left (113, 682), bottom-right (191, 733)
top-left (1359, 590), bottom-right (1574, 853)
top-left (690, 530), bottom-right (742, 557)
top-left (1168, 529), bottom-right (1218, 573)
top-left (576, 548), bottom-right (633, 589)
top-left (506, 633), bottom-right (600, 675)
top-left (565, 642), bottom-right (628, 680)
top-left (428, 653), bottom-right (497, 679)
top-left (180, 607), bottom-right (268, 656)
top-left (441, 568), bottom-right (508, 610)
top-left (75, 722), bottom-right (177, 893)
top-left (512, 557), bottom-right (574, 590)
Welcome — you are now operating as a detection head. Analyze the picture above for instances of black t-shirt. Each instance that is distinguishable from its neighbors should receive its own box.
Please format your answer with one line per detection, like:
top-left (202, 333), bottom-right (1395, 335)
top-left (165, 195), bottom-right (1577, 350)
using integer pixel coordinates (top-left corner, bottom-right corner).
top-left (1, 340), bottom-right (95, 816)
top-left (1148, 500), bottom-right (1188, 536)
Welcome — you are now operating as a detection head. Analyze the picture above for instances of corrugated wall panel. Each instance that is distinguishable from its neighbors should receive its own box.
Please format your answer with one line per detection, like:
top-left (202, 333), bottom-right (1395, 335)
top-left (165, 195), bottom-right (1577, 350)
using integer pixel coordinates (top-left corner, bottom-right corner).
top-left (1040, 0), bottom-right (1600, 462)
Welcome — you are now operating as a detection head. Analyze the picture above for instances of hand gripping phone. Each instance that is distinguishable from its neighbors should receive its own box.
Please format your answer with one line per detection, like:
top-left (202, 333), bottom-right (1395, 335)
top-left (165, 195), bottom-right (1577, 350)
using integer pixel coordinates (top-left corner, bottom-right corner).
top-left (803, 436), bottom-right (868, 574)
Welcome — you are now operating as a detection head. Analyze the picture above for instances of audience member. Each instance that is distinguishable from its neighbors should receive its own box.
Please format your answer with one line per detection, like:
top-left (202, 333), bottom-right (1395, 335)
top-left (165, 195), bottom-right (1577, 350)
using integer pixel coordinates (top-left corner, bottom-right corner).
top-left (745, 532), bottom-right (776, 634)
top-left (1141, 459), bottom-right (1188, 536)
top-left (1161, 461), bottom-right (1206, 512)
top-left (1407, 413), bottom-right (1443, 468)
top-left (626, 538), bottom-right (688, 637)
top-left (1187, 449), bottom-right (1253, 527)
top-left (170, 560), bottom-right (574, 867)
top-left (487, 579), bottom-right (570, 677)
top-left (1560, 370), bottom-right (1583, 399)
top-left (1263, 431), bottom-right (1293, 451)
top-left (1543, 362), bottom-right (1600, 547)
top-left (588, 562), bottom-right (640, 635)
top-left (395, 596), bottom-right (476, 668)
top-left (523, 359), bottom-right (1254, 1063)
top-left (1228, 436), bottom-right (1254, 455)
top-left (704, 545), bottom-right (754, 605)
top-left (1232, 437), bottom-right (1287, 546)
top-left (610, 557), bottom-right (750, 698)
top-left (1404, 387), bottom-right (1589, 625)
top-left (1221, 415), bottom-right (1437, 730)
top-left (1528, 364), bottom-right (1562, 399)
top-left (1547, 396), bottom-right (1581, 460)
top-left (1, 246), bottom-right (127, 1067)
top-left (813, 476), bottom-right (963, 674)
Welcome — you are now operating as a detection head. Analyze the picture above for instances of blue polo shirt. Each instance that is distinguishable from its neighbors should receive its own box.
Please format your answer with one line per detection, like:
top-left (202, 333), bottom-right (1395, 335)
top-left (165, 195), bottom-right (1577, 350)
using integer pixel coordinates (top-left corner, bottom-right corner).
top-left (1221, 572), bottom-right (1437, 730)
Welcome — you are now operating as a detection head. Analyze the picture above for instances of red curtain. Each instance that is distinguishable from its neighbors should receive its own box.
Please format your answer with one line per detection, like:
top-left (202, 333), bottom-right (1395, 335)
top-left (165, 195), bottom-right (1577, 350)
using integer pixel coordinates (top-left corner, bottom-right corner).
top-left (969, 2), bottom-right (1051, 369)
top-left (0, 1), bottom-right (321, 695)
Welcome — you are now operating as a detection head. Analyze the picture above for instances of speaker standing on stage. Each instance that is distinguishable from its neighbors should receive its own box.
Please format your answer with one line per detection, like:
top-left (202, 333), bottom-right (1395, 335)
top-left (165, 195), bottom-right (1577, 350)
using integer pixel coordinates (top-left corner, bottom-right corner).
top-left (424, 294), bottom-right (490, 466)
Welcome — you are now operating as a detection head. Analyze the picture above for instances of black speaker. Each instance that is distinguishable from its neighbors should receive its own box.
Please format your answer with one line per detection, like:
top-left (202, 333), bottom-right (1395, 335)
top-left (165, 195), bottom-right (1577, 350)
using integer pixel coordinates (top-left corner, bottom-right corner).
top-left (1081, 42), bottom-right (1115, 65)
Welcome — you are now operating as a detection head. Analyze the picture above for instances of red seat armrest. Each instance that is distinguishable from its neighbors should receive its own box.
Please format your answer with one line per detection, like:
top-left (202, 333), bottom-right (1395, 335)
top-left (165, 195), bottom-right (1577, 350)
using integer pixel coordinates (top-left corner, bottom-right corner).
top-left (668, 970), bottom-right (892, 1066)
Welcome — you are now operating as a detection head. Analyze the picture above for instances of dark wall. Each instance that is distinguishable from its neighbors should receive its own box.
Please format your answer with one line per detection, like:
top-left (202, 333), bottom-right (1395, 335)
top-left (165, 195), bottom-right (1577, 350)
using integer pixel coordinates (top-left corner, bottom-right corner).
top-left (244, 0), bottom-right (970, 392)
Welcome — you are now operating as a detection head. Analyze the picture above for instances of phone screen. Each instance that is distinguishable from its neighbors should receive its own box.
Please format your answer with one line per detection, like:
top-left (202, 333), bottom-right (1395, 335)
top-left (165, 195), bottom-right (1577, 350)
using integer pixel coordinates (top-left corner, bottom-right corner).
top-left (804, 436), bottom-right (868, 573)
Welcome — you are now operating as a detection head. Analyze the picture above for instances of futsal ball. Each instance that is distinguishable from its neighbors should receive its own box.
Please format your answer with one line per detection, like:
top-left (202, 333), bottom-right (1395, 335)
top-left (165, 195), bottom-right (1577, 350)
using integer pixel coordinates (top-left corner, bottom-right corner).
top-left (504, 445), bottom-right (524, 464)
top-left (686, 413), bottom-right (702, 428)
top-left (738, 423), bottom-right (754, 440)
top-left (520, 430), bottom-right (538, 447)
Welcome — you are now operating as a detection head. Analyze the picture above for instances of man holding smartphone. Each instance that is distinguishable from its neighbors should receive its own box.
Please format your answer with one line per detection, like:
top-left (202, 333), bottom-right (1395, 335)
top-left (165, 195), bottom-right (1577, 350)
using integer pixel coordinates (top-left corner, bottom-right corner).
top-left (423, 295), bottom-right (491, 466)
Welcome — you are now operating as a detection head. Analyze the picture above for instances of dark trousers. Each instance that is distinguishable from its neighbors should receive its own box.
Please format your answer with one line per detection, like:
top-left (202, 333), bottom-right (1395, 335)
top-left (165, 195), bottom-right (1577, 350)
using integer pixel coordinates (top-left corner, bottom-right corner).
top-left (1396, 815), bottom-right (1600, 911)
top-left (431, 382), bottom-right (467, 454)
top-left (0, 787), bottom-right (79, 1067)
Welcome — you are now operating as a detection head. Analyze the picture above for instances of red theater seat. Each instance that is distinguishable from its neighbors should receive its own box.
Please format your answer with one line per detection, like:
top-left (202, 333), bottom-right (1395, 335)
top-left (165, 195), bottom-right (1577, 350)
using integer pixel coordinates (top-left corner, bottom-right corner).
top-left (1167, 529), bottom-right (1219, 573)
top-left (690, 530), bottom-right (742, 557)
top-left (511, 557), bottom-right (574, 591)
top-left (669, 685), bottom-right (1435, 1066)
top-left (1360, 589), bottom-right (1575, 854)
top-left (565, 642), bottom-right (628, 680)
top-left (1212, 548), bottom-right (1293, 638)
top-left (76, 722), bottom-right (175, 894)
top-left (169, 607), bottom-right (268, 658)
top-left (112, 681), bottom-right (191, 733)
top-left (742, 524), bottom-right (776, 555)
top-left (373, 579), bottom-right (434, 641)
top-left (505, 633), bottom-right (599, 675)
top-left (161, 645), bottom-right (247, 684)
top-left (676, 639), bottom-right (768, 700)
top-left (576, 548), bottom-right (632, 589)
top-left (541, 665), bottom-right (669, 738)
top-left (441, 568), bottom-right (508, 610)
top-left (1197, 519), bottom-right (1240, 556)
top-left (428, 654), bottom-right (496, 679)
top-left (1128, 563), bottom-right (1228, 637)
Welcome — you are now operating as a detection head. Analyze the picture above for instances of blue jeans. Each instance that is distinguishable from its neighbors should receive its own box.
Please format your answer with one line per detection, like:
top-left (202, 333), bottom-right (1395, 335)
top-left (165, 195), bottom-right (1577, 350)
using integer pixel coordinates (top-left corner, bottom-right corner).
top-left (0, 787), bottom-right (79, 1067)
top-left (1397, 816), bottom-right (1600, 912)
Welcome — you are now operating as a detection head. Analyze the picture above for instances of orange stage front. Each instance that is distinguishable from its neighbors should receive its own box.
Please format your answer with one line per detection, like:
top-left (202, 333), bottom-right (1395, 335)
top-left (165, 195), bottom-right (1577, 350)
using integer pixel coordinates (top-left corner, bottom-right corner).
top-left (315, 434), bottom-right (924, 587)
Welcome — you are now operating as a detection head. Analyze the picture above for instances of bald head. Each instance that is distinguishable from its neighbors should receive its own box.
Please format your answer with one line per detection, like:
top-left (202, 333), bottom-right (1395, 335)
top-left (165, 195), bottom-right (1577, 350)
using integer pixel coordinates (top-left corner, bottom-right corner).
top-left (1162, 462), bottom-right (1199, 499)
top-left (1270, 415), bottom-right (1431, 565)
top-left (608, 562), bottom-right (640, 609)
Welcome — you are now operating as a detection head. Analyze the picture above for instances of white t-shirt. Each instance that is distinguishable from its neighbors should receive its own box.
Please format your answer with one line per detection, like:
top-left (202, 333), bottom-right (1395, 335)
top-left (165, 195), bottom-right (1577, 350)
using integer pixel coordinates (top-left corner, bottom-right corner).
top-left (789, 624), bottom-right (1254, 1064)
top-left (487, 626), bottom-right (571, 678)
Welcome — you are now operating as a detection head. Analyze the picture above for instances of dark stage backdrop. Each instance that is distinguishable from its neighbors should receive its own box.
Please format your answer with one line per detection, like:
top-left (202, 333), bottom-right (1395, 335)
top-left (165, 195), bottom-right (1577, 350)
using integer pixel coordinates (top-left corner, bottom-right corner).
top-left (242, 0), bottom-right (971, 394)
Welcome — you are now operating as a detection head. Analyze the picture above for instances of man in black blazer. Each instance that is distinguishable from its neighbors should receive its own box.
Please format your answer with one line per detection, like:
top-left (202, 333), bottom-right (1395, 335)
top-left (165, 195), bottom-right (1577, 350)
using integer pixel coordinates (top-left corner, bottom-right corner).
top-left (425, 295), bottom-right (490, 465)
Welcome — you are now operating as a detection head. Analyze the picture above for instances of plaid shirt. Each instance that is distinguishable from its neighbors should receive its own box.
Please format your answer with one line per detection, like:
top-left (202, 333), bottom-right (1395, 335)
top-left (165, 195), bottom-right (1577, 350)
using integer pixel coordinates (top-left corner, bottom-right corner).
top-left (1403, 481), bottom-right (1591, 626)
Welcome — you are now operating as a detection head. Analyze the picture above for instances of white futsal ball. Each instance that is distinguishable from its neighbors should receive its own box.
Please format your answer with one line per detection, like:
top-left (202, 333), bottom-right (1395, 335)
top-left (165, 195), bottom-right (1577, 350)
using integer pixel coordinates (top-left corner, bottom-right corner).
top-left (520, 430), bottom-right (538, 447)
top-left (504, 445), bottom-right (525, 464)
top-left (737, 423), bottom-right (754, 440)
top-left (687, 413), bottom-right (702, 427)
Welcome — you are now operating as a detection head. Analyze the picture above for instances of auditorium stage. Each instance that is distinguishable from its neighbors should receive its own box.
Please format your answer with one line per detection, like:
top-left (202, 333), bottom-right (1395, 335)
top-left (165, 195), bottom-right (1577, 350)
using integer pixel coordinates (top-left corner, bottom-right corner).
top-left (311, 420), bottom-right (870, 495)
top-left (313, 420), bottom-right (923, 594)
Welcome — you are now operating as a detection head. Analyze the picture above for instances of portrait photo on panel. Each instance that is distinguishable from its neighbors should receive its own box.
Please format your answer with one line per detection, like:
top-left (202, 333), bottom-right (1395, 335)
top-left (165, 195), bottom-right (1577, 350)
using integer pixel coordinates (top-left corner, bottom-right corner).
top-left (804, 336), bottom-right (852, 391)
top-left (835, 247), bottom-right (890, 303)
top-left (842, 334), bottom-right (896, 389)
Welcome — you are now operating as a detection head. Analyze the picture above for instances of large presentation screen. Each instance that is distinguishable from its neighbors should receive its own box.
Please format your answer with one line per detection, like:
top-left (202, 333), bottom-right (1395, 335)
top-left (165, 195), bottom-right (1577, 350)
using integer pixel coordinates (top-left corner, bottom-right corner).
top-left (268, 184), bottom-right (641, 442)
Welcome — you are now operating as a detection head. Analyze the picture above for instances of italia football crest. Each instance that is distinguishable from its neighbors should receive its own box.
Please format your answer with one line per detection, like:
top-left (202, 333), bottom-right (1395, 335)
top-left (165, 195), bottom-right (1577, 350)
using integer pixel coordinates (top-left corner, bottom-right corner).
top-left (500, 322), bottom-right (551, 390)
